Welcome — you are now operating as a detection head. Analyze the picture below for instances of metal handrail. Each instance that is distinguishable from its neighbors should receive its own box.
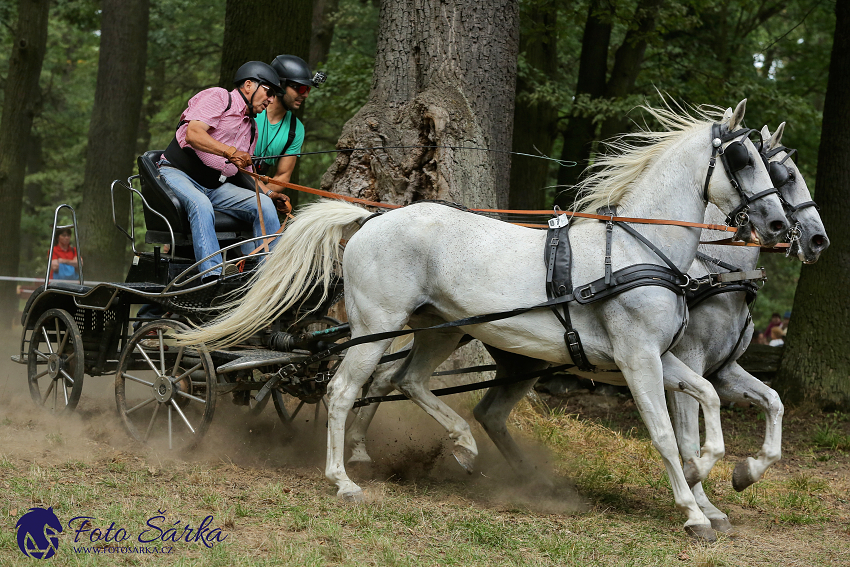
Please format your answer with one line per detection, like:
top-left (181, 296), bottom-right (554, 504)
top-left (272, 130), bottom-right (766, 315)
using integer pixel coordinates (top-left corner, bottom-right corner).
top-left (110, 175), bottom-right (176, 259)
top-left (46, 204), bottom-right (84, 285)
top-left (164, 233), bottom-right (284, 293)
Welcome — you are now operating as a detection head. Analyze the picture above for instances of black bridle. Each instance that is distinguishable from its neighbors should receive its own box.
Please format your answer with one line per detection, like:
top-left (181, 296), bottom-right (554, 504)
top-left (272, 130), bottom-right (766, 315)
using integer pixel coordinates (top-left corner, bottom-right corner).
top-left (702, 123), bottom-right (782, 227)
top-left (758, 143), bottom-right (820, 255)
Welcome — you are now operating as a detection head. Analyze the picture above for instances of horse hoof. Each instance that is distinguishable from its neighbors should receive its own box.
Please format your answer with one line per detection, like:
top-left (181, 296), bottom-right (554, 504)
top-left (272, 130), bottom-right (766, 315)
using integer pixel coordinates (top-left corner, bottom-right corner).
top-left (338, 489), bottom-right (365, 503)
top-left (684, 524), bottom-right (717, 543)
top-left (709, 517), bottom-right (737, 535)
top-left (452, 446), bottom-right (476, 474)
top-left (683, 459), bottom-right (701, 488)
top-left (732, 460), bottom-right (756, 492)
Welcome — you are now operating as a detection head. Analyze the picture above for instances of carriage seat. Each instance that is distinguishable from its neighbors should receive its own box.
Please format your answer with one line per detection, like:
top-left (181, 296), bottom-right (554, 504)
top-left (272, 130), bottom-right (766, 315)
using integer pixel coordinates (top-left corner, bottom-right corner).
top-left (137, 150), bottom-right (254, 247)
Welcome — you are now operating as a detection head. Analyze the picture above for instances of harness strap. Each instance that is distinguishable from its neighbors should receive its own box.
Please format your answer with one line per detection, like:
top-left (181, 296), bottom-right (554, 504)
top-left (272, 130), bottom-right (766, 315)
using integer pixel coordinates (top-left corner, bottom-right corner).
top-left (706, 311), bottom-right (752, 380)
top-left (352, 364), bottom-right (572, 408)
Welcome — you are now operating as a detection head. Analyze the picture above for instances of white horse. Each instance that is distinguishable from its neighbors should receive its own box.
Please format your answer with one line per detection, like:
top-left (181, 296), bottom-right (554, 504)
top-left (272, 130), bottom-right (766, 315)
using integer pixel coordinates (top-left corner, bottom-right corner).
top-left (181, 100), bottom-right (788, 541)
top-left (665, 123), bottom-right (828, 529)
top-left (346, 123), bottom-right (829, 535)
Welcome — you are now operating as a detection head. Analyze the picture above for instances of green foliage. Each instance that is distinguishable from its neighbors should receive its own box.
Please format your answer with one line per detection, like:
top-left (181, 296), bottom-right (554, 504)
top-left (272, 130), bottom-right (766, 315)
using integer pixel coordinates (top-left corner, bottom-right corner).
top-left (297, 0), bottom-right (380, 190)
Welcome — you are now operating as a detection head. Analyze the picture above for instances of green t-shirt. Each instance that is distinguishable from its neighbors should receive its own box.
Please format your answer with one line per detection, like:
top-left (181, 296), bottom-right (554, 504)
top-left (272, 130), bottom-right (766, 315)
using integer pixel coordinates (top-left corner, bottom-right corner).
top-left (254, 109), bottom-right (305, 174)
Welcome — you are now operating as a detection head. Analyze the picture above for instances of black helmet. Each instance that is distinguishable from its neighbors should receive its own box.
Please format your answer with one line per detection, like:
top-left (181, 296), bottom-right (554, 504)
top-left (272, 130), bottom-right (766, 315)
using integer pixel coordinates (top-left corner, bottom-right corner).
top-left (271, 54), bottom-right (324, 87)
top-left (233, 61), bottom-right (283, 94)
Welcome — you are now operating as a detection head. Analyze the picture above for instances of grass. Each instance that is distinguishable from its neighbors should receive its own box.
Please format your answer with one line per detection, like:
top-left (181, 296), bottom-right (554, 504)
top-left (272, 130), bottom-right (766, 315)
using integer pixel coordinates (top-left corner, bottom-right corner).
top-left (0, 393), bottom-right (848, 566)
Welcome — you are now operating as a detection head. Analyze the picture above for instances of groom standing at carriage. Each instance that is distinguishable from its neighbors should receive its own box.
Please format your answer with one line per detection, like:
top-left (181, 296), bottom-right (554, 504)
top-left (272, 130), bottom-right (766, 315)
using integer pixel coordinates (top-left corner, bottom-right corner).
top-left (157, 61), bottom-right (290, 281)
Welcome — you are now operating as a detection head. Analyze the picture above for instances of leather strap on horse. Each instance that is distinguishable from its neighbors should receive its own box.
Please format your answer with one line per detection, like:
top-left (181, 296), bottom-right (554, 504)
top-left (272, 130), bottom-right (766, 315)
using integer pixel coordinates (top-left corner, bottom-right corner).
top-left (235, 166), bottom-right (738, 233)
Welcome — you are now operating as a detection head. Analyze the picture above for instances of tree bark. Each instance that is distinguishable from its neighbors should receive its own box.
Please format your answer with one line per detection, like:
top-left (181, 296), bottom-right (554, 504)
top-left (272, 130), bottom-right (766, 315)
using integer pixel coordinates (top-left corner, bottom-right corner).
top-left (0, 0), bottom-right (49, 329)
top-left (508, 0), bottom-right (558, 211)
top-left (321, 0), bottom-right (520, 210)
top-left (309, 0), bottom-right (340, 68)
top-left (219, 0), bottom-right (312, 88)
top-left (554, 0), bottom-right (612, 209)
top-left (774, 1), bottom-right (850, 410)
top-left (322, 0), bottom-right (519, 375)
top-left (77, 0), bottom-right (150, 282)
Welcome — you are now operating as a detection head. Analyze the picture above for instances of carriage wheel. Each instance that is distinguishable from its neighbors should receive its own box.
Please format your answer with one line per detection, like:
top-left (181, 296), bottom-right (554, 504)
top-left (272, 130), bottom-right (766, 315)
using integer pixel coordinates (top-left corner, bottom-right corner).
top-left (27, 308), bottom-right (85, 414)
top-left (114, 320), bottom-right (217, 451)
top-left (271, 316), bottom-right (344, 437)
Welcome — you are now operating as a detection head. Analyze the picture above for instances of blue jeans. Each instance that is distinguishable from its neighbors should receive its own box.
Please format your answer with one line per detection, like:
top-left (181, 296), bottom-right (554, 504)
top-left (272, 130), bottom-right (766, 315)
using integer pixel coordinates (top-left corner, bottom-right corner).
top-left (158, 166), bottom-right (280, 276)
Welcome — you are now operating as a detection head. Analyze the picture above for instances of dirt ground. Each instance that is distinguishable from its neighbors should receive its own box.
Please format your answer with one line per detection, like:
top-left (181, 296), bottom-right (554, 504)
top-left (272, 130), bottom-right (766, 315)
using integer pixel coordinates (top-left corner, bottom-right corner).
top-left (1, 329), bottom-right (849, 566)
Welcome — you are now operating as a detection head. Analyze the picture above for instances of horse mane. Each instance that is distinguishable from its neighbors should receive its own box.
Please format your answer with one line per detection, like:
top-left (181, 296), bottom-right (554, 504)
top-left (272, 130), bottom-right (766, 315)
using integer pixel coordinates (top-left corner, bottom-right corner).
top-left (572, 101), bottom-right (728, 217)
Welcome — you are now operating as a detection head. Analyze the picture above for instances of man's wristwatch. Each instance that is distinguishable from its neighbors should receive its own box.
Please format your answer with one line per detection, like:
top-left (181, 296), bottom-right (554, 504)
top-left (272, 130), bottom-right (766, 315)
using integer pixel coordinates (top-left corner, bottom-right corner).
top-left (265, 189), bottom-right (273, 197)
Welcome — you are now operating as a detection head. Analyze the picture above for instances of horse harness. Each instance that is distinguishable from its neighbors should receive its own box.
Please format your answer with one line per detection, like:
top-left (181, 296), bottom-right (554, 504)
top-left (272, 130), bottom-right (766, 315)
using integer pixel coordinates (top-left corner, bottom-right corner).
top-left (542, 122), bottom-right (780, 372)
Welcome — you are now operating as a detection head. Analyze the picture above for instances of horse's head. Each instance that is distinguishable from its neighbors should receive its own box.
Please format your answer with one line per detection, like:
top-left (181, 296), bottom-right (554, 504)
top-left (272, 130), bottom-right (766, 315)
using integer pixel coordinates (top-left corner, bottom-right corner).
top-left (760, 123), bottom-right (830, 263)
top-left (706, 100), bottom-right (788, 247)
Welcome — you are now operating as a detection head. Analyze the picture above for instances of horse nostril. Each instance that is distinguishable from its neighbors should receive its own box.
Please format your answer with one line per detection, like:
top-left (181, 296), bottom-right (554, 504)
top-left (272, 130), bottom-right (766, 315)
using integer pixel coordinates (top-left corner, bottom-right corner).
top-left (770, 220), bottom-right (787, 234)
top-left (812, 234), bottom-right (828, 250)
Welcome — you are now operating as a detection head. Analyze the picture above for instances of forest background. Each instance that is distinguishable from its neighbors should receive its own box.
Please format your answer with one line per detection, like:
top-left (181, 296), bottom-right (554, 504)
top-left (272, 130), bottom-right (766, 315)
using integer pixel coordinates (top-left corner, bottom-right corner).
top-left (0, 1), bottom-right (837, 344)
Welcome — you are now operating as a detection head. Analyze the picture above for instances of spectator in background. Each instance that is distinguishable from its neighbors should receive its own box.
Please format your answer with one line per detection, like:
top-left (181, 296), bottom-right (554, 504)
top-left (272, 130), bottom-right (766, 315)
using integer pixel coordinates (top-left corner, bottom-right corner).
top-left (49, 227), bottom-right (82, 281)
top-left (768, 325), bottom-right (786, 347)
top-left (763, 312), bottom-right (782, 343)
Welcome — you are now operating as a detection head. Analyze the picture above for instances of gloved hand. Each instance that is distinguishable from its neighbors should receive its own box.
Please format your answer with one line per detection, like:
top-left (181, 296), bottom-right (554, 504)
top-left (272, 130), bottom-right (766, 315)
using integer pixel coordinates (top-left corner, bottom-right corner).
top-left (225, 147), bottom-right (253, 169)
top-left (268, 191), bottom-right (292, 214)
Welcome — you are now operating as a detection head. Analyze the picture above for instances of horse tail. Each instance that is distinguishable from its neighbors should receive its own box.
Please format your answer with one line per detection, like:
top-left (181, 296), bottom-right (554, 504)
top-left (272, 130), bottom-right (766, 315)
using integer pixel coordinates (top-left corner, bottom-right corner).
top-left (177, 199), bottom-right (372, 348)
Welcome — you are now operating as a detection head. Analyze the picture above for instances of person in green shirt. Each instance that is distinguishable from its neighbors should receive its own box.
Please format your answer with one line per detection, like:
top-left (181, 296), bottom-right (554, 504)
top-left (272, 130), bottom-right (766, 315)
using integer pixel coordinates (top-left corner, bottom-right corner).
top-left (255, 55), bottom-right (325, 202)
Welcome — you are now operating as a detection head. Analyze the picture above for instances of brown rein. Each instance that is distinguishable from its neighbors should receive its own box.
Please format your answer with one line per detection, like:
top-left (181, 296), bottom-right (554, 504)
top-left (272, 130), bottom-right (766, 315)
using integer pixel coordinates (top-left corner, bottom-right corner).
top-left (237, 167), bottom-right (790, 249)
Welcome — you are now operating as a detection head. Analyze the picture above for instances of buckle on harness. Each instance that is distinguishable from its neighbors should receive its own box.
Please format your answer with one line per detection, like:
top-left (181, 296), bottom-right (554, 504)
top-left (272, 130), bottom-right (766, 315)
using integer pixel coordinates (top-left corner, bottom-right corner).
top-left (565, 330), bottom-right (581, 349)
top-left (577, 285), bottom-right (595, 300)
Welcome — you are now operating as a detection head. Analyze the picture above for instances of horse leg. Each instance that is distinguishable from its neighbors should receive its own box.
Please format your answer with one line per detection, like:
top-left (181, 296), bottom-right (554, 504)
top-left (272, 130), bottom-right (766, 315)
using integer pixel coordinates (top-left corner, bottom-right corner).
top-left (667, 389), bottom-right (734, 533)
top-left (616, 352), bottom-right (715, 541)
top-left (713, 362), bottom-right (784, 491)
top-left (390, 329), bottom-right (477, 472)
top-left (345, 356), bottom-right (406, 466)
top-left (326, 340), bottom-right (397, 501)
top-left (661, 353), bottom-right (725, 487)
top-left (473, 348), bottom-right (550, 482)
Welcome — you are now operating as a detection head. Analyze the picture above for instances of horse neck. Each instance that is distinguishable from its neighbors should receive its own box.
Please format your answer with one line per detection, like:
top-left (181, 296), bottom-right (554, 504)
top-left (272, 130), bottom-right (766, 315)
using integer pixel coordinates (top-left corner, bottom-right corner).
top-left (698, 203), bottom-right (760, 270)
top-left (613, 127), bottom-right (710, 271)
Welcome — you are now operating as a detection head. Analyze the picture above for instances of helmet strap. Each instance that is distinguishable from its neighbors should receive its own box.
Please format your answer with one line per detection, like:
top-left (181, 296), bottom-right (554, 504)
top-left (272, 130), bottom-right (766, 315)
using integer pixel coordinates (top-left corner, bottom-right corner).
top-left (237, 84), bottom-right (256, 118)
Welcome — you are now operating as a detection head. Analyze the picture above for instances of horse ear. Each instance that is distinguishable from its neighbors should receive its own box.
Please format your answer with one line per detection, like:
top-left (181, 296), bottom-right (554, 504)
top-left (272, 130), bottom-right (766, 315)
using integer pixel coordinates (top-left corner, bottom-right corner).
top-left (730, 99), bottom-right (747, 130)
top-left (769, 122), bottom-right (786, 150)
top-left (760, 125), bottom-right (771, 145)
top-left (722, 108), bottom-right (733, 123)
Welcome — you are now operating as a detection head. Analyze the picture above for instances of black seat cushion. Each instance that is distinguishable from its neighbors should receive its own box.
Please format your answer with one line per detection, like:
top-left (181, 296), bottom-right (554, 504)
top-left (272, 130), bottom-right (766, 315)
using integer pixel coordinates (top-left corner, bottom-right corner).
top-left (138, 150), bottom-right (255, 244)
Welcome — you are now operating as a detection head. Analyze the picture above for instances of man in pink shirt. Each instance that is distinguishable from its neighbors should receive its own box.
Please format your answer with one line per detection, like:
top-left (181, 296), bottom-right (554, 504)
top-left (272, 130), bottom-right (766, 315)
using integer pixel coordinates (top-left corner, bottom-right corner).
top-left (159, 61), bottom-right (290, 282)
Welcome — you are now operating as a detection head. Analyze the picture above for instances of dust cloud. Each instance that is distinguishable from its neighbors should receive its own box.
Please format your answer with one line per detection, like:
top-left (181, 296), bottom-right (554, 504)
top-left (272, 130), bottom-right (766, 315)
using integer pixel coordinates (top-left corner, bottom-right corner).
top-left (1, 325), bottom-right (587, 515)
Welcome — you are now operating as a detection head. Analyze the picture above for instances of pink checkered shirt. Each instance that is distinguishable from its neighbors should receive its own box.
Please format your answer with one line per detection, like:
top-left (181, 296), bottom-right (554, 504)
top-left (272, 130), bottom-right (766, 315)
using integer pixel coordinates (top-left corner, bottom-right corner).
top-left (175, 87), bottom-right (257, 177)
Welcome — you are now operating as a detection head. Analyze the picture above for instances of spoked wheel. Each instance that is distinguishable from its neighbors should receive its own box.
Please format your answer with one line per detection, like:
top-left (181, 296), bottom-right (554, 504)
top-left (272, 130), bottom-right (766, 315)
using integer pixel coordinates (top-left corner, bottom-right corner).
top-left (115, 320), bottom-right (217, 451)
top-left (27, 308), bottom-right (85, 414)
top-left (272, 316), bottom-right (344, 438)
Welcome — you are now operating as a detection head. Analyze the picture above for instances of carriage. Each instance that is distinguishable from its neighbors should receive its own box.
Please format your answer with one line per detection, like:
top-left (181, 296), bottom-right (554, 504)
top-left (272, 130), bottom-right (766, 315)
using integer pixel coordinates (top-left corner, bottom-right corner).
top-left (10, 101), bottom-right (830, 541)
top-left (12, 150), bottom-right (351, 451)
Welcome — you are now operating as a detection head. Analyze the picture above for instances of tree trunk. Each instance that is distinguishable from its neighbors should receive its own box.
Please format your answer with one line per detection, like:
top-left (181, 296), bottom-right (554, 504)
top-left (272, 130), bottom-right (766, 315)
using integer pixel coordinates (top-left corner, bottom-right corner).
top-left (597, 0), bottom-right (663, 141)
top-left (508, 0), bottom-right (558, 211)
top-left (322, 0), bottom-right (519, 376)
top-left (554, 0), bottom-right (612, 209)
top-left (774, 1), bottom-right (850, 411)
top-left (321, 0), bottom-right (520, 210)
top-left (219, 0), bottom-right (312, 88)
top-left (0, 0), bottom-right (49, 329)
top-left (309, 0), bottom-right (340, 68)
top-left (77, 0), bottom-right (150, 282)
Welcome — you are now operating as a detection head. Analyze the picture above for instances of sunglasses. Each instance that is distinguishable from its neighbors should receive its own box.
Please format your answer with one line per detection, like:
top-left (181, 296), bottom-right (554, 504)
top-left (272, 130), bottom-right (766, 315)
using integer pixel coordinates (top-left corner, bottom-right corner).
top-left (286, 82), bottom-right (311, 96)
top-left (256, 83), bottom-right (275, 95)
